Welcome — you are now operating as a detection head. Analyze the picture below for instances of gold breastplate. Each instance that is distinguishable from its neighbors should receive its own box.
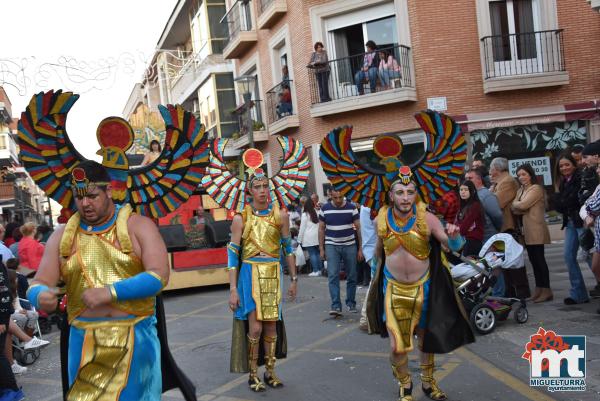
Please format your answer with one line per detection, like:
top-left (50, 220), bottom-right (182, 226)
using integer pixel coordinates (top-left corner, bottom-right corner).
top-left (59, 204), bottom-right (155, 322)
top-left (377, 204), bottom-right (430, 260)
top-left (241, 204), bottom-right (282, 260)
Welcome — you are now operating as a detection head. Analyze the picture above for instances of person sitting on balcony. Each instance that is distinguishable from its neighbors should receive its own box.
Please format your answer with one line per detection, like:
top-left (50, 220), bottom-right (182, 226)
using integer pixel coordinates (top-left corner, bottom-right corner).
top-left (308, 41), bottom-right (331, 102)
top-left (276, 85), bottom-right (293, 119)
top-left (354, 40), bottom-right (380, 95)
top-left (378, 49), bottom-right (402, 90)
top-left (141, 140), bottom-right (162, 166)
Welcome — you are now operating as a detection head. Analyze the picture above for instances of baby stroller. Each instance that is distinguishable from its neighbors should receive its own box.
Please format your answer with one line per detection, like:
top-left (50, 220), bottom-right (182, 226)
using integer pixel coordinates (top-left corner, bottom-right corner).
top-left (451, 233), bottom-right (529, 335)
top-left (12, 298), bottom-right (46, 365)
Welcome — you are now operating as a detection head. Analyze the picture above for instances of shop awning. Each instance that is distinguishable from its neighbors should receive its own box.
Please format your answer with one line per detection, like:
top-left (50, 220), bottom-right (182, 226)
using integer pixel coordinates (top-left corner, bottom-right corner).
top-left (454, 100), bottom-right (599, 132)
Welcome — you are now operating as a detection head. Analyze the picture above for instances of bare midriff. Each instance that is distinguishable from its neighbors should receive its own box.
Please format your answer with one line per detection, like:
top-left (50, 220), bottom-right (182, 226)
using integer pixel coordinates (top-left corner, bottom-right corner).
top-left (386, 246), bottom-right (429, 283)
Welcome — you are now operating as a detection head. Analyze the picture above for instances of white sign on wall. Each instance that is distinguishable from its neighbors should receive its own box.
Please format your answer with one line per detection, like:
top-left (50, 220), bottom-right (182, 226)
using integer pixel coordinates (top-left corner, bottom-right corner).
top-left (427, 97), bottom-right (447, 112)
top-left (508, 156), bottom-right (552, 186)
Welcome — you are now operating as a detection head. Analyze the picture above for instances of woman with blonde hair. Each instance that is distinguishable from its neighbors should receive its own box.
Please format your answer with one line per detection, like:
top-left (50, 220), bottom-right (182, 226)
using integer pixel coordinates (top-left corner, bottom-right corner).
top-left (17, 222), bottom-right (44, 276)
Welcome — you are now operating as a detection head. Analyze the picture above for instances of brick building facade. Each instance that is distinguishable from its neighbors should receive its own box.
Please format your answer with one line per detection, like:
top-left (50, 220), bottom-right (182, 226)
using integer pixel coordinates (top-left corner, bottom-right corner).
top-left (221, 0), bottom-right (600, 200)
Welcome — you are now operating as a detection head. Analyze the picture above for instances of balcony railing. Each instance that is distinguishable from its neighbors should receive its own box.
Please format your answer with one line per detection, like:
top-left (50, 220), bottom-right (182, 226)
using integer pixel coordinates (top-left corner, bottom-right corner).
top-left (481, 29), bottom-right (565, 79)
top-left (221, 0), bottom-right (253, 42)
top-left (307, 44), bottom-right (413, 105)
top-left (266, 80), bottom-right (294, 124)
top-left (236, 99), bottom-right (265, 137)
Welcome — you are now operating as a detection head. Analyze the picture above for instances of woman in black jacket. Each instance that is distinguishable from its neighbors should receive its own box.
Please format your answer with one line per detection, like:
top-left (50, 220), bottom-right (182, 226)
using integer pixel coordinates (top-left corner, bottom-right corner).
top-left (555, 153), bottom-right (591, 305)
top-left (0, 259), bottom-right (22, 398)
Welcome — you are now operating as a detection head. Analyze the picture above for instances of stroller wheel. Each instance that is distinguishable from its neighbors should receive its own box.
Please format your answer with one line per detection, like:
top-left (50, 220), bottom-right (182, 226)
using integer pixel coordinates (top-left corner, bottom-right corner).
top-left (21, 350), bottom-right (39, 366)
top-left (470, 304), bottom-right (496, 334)
top-left (514, 304), bottom-right (528, 324)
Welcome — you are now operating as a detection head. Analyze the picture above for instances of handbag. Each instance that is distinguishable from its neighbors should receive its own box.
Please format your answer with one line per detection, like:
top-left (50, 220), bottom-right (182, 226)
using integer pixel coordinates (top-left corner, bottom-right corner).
top-left (294, 245), bottom-right (306, 266)
top-left (579, 228), bottom-right (595, 251)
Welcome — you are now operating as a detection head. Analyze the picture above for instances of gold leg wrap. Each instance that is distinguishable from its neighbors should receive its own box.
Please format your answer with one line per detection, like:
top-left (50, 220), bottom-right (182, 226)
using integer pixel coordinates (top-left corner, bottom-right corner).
top-left (247, 335), bottom-right (265, 392)
top-left (391, 358), bottom-right (413, 401)
top-left (263, 335), bottom-right (283, 388)
top-left (420, 355), bottom-right (447, 401)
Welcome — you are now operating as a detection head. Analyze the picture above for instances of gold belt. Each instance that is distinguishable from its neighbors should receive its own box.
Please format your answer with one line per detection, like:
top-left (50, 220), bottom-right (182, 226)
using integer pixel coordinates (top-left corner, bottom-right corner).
top-left (385, 272), bottom-right (430, 353)
top-left (249, 260), bottom-right (281, 321)
top-left (68, 316), bottom-right (145, 401)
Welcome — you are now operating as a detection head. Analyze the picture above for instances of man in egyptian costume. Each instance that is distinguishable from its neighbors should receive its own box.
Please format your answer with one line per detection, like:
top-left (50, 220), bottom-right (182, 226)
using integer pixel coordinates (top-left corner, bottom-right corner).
top-left (200, 139), bottom-right (310, 392)
top-left (320, 110), bottom-right (475, 401)
top-left (17, 90), bottom-right (206, 400)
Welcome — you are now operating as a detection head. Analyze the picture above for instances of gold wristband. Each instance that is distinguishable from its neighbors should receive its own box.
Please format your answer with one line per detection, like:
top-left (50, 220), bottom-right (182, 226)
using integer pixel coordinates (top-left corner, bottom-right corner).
top-left (107, 284), bottom-right (118, 302)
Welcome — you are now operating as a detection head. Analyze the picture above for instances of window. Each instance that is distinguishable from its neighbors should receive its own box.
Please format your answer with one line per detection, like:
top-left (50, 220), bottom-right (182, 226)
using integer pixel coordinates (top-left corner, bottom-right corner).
top-left (191, 5), bottom-right (210, 60)
top-left (327, 5), bottom-right (398, 60)
top-left (489, 1), bottom-right (539, 64)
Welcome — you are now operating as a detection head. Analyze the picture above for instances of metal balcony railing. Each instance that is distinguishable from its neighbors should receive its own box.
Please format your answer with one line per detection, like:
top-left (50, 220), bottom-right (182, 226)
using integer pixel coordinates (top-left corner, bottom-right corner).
top-left (220, 0), bottom-right (253, 42)
top-left (236, 99), bottom-right (265, 138)
top-left (266, 80), bottom-right (294, 124)
top-left (307, 44), bottom-right (412, 105)
top-left (481, 29), bottom-right (565, 79)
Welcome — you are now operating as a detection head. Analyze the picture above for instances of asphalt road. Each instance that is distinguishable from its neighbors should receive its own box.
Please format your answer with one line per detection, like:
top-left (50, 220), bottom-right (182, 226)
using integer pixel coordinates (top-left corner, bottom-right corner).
top-left (15, 243), bottom-right (600, 401)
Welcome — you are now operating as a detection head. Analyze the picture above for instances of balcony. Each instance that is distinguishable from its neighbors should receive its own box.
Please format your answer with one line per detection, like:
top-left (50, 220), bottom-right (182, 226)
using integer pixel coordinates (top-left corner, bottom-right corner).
top-left (231, 100), bottom-right (269, 149)
top-left (0, 181), bottom-right (15, 199)
top-left (480, 29), bottom-right (569, 94)
top-left (265, 80), bottom-right (299, 135)
top-left (589, 0), bottom-right (600, 12)
top-left (307, 45), bottom-right (417, 118)
top-left (257, 0), bottom-right (287, 30)
top-left (221, 0), bottom-right (257, 60)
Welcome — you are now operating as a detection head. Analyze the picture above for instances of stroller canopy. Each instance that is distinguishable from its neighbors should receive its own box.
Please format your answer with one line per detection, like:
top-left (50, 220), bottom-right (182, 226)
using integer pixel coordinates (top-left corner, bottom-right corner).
top-left (478, 233), bottom-right (524, 269)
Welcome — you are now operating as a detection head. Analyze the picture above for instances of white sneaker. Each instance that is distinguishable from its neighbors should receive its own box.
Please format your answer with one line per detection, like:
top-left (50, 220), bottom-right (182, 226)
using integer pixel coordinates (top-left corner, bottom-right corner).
top-left (23, 336), bottom-right (50, 350)
top-left (12, 362), bottom-right (27, 374)
top-left (308, 272), bottom-right (319, 277)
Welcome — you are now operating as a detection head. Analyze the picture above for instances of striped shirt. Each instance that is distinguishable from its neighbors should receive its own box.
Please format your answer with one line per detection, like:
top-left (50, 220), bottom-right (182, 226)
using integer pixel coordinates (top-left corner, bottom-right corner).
top-left (318, 200), bottom-right (359, 246)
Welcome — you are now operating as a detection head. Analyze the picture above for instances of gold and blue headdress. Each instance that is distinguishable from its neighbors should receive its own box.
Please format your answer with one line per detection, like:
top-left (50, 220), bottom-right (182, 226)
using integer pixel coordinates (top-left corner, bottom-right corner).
top-left (70, 167), bottom-right (110, 197)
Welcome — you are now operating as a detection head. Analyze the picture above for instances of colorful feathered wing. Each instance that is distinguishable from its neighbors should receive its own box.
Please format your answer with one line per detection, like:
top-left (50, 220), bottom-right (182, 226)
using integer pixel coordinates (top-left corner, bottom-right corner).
top-left (319, 110), bottom-right (466, 209)
top-left (319, 126), bottom-right (390, 211)
top-left (411, 110), bottom-right (467, 203)
top-left (201, 136), bottom-right (310, 213)
top-left (18, 90), bottom-right (84, 213)
top-left (17, 90), bottom-right (209, 218)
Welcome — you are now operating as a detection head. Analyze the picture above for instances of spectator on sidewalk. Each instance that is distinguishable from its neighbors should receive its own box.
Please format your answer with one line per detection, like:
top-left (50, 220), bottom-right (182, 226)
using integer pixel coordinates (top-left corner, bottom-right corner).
top-left (311, 193), bottom-right (322, 210)
top-left (298, 198), bottom-right (322, 277)
top-left (0, 258), bottom-right (24, 399)
top-left (8, 228), bottom-right (22, 259)
top-left (358, 206), bottom-right (377, 331)
top-left (17, 223), bottom-right (44, 276)
top-left (512, 163), bottom-right (552, 303)
top-left (490, 157), bottom-right (531, 299)
top-left (554, 153), bottom-right (591, 305)
top-left (319, 188), bottom-right (363, 316)
top-left (465, 167), bottom-right (504, 296)
top-left (579, 141), bottom-right (600, 298)
top-left (471, 157), bottom-right (491, 188)
top-left (455, 180), bottom-right (485, 257)
top-left (570, 144), bottom-right (585, 168)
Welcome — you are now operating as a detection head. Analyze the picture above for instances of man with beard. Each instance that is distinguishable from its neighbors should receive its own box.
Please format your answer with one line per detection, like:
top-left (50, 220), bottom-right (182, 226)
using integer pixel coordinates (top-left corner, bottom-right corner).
top-left (27, 161), bottom-right (194, 401)
top-left (227, 169), bottom-right (297, 392)
top-left (367, 166), bottom-right (474, 401)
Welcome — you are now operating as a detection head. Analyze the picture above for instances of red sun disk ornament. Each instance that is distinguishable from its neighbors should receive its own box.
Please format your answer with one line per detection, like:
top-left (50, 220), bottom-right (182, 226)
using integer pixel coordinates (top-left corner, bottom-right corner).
top-left (373, 135), bottom-right (403, 159)
top-left (242, 148), bottom-right (264, 170)
top-left (72, 167), bottom-right (86, 181)
top-left (96, 117), bottom-right (134, 150)
top-left (399, 166), bottom-right (411, 176)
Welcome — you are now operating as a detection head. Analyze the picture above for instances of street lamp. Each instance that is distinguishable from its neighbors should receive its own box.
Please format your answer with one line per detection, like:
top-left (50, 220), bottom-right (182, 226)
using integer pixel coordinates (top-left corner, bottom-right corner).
top-left (234, 75), bottom-right (257, 149)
